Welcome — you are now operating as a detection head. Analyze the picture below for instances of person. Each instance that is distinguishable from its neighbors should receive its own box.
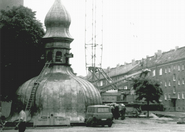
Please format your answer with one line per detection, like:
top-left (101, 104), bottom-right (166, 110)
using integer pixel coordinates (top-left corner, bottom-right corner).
top-left (110, 105), bottom-right (114, 115)
top-left (136, 105), bottom-right (142, 117)
top-left (119, 104), bottom-right (126, 120)
top-left (0, 116), bottom-right (7, 131)
top-left (114, 104), bottom-right (119, 119)
top-left (17, 110), bottom-right (27, 132)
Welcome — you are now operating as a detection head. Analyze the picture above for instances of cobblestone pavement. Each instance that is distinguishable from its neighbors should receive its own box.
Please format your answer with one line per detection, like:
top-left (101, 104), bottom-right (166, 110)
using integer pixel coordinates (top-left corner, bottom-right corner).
top-left (3, 118), bottom-right (185, 132)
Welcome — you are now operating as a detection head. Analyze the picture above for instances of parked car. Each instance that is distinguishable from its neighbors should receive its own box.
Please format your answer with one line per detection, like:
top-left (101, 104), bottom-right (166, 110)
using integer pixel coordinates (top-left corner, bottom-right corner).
top-left (85, 105), bottom-right (113, 127)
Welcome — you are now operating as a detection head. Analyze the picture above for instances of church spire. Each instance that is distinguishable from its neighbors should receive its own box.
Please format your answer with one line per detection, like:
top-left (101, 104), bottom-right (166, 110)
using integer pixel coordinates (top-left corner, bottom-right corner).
top-left (43, 0), bottom-right (73, 65)
top-left (43, 0), bottom-right (73, 39)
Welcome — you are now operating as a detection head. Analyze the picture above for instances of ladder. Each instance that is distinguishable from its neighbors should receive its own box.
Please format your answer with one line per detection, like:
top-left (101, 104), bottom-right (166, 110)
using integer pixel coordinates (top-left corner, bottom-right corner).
top-left (25, 61), bottom-right (51, 114)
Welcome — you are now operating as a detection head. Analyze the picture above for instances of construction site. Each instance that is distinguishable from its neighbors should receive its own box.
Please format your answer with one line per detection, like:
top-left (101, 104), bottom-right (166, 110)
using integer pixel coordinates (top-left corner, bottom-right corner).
top-left (1, 0), bottom-right (185, 130)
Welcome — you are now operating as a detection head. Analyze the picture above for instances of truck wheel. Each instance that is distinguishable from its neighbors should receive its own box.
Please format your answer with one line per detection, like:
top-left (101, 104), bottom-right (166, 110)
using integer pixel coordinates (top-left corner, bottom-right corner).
top-left (86, 117), bottom-right (93, 127)
top-left (108, 122), bottom-right (112, 127)
top-left (91, 117), bottom-right (96, 127)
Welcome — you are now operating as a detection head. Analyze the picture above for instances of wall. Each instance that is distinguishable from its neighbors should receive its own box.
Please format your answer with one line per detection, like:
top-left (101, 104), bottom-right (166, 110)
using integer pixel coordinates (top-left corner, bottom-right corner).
top-left (99, 46), bottom-right (185, 112)
top-left (0, 0), bottom-right (23, 11)
top-left (158, 60), bottom-right (185, 111)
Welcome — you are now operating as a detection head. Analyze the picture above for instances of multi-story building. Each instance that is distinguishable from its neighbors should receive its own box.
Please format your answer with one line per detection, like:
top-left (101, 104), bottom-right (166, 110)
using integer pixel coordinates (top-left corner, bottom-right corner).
top-left (154, 47), bottom-right (185, 112)
top-left (89, 46), bottom-right (185, 112)
top-left (0, 0), bottom-right (23, 11)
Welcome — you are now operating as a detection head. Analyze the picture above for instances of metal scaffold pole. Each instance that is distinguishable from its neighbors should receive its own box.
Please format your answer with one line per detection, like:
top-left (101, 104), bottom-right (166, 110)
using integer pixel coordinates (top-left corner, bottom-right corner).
top-left (85, 0), bottom-right (103, 83)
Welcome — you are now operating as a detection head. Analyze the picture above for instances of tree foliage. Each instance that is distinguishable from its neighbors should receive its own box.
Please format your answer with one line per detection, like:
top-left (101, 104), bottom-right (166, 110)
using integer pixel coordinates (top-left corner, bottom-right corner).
top-left (132, 77), bottom-right (163, 103)
top-left (0, 6), bottom-right (45, 101)
top-left (131, 71), bottom-right (163, 117)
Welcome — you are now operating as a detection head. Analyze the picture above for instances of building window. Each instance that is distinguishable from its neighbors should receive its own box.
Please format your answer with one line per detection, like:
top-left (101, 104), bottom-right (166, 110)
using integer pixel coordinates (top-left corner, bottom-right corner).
top-left (168, 94), bottom-right (171, 100)
top-left (65, 55), bottom-right (69, 64)
top-left (165, 68), bottom-right (167, 73)
top-left (178, 93), bottom-right (180, 99)
top-left (153, 70), bottom-right (155, 76)
top-left (164, 94), bottom-right (167, 100)
top-left (182, 78), bottom-right (185, 84)
top-left (178, 79), bottom-right (181, 85)
top-left (182, 93), bottom-right (185, 99)
top-left (168, 67), bottom-right (171, 73)
top-left (124, 86), bottom-right (127, 89)
top-left (121, 95), bottom-right (124, 100)
top-left (47, 51), bottom-right (52, 61)
top-left (173, 74), bottom-right (176, 81)
top-left (159, 68), bottom-right (162, 75)
top-left (168, 81), bottom-right (171, 86)
top-left (55, 51), bottom-right (62, 62)
top-left (173, 65), bottom-right (176, 70)
top-left (100, 80), bottom-right (103, 86)
top-left (147, 72), bottom-right (150, 76)
top-left (178, 65), bottom-right (180, 71)
top-left (173, 86), bottom-right (176, 94)
top-left (165, 82), bottom-right (167, 87)
top-left (182, 65), bottom-right (184, 70)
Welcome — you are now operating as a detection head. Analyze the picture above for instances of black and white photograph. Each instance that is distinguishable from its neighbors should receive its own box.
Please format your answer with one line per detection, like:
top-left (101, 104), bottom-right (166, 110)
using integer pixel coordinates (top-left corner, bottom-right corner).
top-left (0, 0), bottom-right (185, 131)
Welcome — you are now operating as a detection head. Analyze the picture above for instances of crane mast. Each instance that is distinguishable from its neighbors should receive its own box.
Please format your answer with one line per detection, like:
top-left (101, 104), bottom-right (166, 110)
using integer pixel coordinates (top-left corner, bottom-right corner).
top-left (85, 0), bottom-right (103, 83)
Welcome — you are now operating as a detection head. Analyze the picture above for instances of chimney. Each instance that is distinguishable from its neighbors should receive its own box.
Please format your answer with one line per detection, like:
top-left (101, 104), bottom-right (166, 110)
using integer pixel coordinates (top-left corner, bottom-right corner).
top-left (140, 59), bottom-right (144, 67)
top-left (158, 50), bottom-right (162, 56)
top-left (117, 64), bottom-right (120, 67)
top-left (145, 55), bottom-right (149, 66)
top-left (175, 46), bottom-right (179, 51)
top-left (107, 67), bottom-right (110, 72)
top-left (132, 59), bottom-right (136, 66)
top-left (155, 50), bottom-right (162, 58)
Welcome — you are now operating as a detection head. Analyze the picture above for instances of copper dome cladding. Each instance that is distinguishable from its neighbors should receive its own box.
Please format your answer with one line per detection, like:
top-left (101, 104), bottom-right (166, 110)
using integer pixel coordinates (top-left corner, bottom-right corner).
top-left (43, 0), bottom-right (72, 39)
top-left (14, 0), bottom-right (102, 122)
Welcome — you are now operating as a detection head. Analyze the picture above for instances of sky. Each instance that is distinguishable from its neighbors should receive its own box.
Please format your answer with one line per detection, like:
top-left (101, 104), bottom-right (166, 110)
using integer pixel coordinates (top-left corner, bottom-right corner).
top-left (24, 0), bottom-right (185, 76)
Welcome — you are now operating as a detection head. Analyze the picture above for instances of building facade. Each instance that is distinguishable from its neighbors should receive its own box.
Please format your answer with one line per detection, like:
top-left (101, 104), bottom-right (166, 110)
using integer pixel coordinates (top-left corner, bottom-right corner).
top-left (92, 46), bottom-right (185, 112)
top-left (0, 0), bottom-right (23, 11)
top-left (154, 47), bottom-right (185, 112)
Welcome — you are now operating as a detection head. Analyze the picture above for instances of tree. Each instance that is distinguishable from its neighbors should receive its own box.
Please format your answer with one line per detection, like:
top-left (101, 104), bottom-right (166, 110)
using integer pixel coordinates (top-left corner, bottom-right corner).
top-left (0, 6), bottom-right (45, 101)
top-left (131, 71), bottom-right (163, 117)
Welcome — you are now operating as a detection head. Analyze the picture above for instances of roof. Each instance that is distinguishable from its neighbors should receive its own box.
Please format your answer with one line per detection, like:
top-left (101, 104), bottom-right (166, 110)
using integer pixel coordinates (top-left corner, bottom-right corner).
top-left (106, 63), bottom-right (139, 77)
top-left (85, 46), bottom-right (185, 81)
top-left (128, 46), bottom-right (185, 72)
top-left (86, 62), bottom-right (140, 81)
top-left (157, 47), bottom-right (185, 64)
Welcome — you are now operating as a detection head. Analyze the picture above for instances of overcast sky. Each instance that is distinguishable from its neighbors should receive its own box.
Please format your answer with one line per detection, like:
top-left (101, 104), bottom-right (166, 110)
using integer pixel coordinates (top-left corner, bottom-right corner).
top-left (24, 0), bottom-right (185, 76)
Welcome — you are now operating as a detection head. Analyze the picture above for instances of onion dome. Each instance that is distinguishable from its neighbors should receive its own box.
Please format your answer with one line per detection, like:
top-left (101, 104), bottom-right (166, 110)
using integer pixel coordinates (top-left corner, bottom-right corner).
top-left (13, 0), bottom-right (102, 123)
top-left (16, 66), bottom-right (102, 121)
top-left (43, 0), bottom-right (72, 39)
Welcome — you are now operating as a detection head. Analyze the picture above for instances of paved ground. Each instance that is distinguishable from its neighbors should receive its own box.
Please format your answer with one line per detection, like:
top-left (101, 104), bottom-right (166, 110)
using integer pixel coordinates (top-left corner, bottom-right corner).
top-left (2, 117), bottom-right (185, 132)
top-left (151, 111), bottom-right (185, 118)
